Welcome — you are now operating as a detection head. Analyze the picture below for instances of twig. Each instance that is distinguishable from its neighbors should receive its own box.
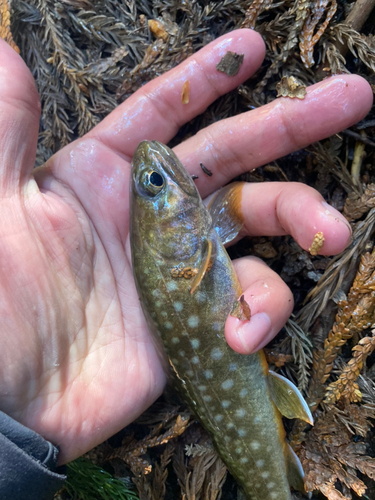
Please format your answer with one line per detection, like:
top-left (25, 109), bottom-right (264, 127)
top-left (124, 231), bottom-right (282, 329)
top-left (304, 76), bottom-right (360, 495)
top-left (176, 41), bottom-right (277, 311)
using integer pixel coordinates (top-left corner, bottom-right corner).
top-left (334, 0), bottom-right (375, 60)
top-left (345, 0), bottom-right (375, 31)
top-left (341, 129), bottom-right (375, 148)
top-left (351, 131), bottom-right (367, 187)
top-left (357, 119), bottom-right (375, 130)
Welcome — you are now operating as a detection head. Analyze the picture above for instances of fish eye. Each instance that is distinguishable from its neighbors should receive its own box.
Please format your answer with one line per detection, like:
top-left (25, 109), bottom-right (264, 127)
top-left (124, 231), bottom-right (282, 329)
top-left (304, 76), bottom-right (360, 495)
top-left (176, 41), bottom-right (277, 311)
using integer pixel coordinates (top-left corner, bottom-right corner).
top-left (138, 169), bottom-right (165, 197)
top-left (149, 171), bottom-right (163, 187)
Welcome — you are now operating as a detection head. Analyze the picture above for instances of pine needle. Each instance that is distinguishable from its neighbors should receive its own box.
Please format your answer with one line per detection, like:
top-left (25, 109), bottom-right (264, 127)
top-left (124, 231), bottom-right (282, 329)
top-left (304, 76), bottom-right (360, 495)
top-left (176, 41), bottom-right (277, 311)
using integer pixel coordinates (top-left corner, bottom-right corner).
top-left (65, 457), bottom-right (139, 500)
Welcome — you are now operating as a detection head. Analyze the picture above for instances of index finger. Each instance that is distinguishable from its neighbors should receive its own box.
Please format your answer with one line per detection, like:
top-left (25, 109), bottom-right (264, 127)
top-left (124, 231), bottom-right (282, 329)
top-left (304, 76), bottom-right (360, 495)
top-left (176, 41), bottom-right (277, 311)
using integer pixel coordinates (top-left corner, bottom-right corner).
top-left (87, 29), bottom-right (265, 160)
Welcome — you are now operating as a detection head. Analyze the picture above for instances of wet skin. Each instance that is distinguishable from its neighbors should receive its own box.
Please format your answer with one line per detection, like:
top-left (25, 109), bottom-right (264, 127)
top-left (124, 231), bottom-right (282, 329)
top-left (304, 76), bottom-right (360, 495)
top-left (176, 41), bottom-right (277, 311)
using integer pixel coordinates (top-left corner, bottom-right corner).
top-left (0, 30), bottom-right (371, 465)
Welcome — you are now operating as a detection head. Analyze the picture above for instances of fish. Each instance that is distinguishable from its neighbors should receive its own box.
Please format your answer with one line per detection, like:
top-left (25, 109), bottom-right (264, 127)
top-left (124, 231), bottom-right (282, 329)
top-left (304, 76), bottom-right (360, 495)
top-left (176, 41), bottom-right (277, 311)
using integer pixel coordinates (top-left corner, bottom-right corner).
top-left (130, 140), bottom-right (313, 500)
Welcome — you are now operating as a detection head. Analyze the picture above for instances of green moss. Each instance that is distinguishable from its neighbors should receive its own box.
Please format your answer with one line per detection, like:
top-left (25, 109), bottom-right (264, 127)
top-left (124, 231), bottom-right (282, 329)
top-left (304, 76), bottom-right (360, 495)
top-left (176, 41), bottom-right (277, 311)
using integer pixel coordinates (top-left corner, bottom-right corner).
top-left (64, 458), bottom-right (139, 500)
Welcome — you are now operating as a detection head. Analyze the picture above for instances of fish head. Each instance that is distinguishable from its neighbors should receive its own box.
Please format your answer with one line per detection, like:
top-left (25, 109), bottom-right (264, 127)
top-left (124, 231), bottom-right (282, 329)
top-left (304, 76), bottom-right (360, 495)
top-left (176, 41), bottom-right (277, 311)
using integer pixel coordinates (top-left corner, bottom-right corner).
top-left (130, 140), bottom-right (211, 261)
top-left (131, 140), bottom-right (197, 202)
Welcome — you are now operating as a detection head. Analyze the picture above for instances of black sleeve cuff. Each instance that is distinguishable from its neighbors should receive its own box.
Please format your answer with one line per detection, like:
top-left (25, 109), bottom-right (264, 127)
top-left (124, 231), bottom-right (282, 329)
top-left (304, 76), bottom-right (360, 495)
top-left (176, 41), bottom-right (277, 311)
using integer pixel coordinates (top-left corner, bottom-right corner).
top-left (0, 411), bottom-right (66, 500)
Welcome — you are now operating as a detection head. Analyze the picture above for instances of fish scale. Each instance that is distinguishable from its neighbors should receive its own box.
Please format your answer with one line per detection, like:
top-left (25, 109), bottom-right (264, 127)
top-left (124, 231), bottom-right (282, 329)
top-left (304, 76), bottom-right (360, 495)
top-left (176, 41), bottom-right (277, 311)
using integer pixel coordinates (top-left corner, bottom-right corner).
top-left (130, 140), bottom-right (312, 499)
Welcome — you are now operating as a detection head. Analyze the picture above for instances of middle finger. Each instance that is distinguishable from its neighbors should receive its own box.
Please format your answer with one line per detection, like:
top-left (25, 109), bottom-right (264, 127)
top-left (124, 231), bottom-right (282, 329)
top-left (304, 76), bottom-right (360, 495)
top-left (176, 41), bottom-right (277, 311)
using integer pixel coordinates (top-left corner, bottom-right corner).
top-left (176, 74), bottom-right (372, 197)
top-left (233, 181), bottom-right (351, 256)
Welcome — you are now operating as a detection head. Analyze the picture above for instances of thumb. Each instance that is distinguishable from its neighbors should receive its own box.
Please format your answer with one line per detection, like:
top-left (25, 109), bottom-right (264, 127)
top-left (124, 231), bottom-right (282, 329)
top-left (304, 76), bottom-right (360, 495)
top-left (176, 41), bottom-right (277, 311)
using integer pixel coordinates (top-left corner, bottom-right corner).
top-left (0, 39), bottom-right (40, 193)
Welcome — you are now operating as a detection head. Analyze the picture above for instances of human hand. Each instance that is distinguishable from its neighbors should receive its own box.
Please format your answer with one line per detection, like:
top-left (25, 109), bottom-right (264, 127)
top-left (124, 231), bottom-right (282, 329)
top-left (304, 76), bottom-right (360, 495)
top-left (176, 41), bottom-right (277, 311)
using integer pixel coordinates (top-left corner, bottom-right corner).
top-left (0, 30), bottom-right (371, 464)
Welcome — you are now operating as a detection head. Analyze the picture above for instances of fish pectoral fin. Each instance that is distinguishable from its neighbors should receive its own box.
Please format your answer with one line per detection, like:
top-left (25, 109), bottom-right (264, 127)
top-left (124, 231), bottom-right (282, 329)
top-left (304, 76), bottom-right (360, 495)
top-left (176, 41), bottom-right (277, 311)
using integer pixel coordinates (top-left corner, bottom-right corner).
top-left (268, 370), bottom-right (314, 425)
top-left (207, 182), bottom-right (244, 245)
top-left (189, 237), bottom-right (216, 294)
top-left (236, 488), bottom-right (247, 500)
top-left (285, 443), bottom-right (308, 495)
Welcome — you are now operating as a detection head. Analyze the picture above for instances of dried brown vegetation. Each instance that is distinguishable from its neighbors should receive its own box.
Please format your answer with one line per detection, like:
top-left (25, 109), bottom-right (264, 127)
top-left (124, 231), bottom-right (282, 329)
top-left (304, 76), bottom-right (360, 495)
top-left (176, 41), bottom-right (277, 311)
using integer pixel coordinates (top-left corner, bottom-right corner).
top-left (4, 0), bottom-right (375, 499)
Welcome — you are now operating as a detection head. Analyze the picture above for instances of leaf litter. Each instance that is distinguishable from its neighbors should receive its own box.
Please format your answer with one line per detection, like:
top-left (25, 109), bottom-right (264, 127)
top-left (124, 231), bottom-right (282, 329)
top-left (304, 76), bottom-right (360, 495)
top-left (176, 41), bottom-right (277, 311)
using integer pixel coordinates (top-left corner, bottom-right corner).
top-left (3, 0), bottom-right (375, 498)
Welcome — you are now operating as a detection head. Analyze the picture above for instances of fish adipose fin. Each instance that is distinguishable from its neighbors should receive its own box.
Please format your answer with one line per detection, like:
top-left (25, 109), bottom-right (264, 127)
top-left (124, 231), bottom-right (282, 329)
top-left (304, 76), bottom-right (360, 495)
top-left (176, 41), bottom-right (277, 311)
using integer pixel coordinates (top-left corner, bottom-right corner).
top-left (285, 443), bottom-right (307, 495)
top-left (189, 237), bottom-right (216, 294)
top-left (268, 370), bottom-right (314, 425)
top-left (207, 182), bottom-right (244, 245)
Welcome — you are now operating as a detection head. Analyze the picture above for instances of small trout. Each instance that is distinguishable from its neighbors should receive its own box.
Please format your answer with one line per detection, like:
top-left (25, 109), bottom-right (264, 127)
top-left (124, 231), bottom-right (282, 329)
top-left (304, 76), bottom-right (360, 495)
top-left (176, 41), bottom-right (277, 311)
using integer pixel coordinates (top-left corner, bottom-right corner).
top-left (130, 141), bottom-right (313, 500)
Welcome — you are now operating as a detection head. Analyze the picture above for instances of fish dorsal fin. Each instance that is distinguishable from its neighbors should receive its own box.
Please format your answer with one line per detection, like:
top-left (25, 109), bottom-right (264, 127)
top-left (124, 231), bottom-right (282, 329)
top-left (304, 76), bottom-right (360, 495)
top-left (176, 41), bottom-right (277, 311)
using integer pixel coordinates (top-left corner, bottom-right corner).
top-left (268, 370), bottom-right (314, 425)
top-left (189, 237), bottom-right (216, 294)
top-left (207, 182), bottom-right (244, 245)
top-left (285, 443), bottom-right (307, 494)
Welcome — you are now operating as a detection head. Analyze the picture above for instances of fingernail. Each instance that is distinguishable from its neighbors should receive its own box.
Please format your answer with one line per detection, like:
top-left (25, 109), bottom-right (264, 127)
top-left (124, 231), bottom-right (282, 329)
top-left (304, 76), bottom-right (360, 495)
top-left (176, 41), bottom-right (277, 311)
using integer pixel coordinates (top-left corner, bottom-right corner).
top-left (321, 201), bottom-right (352, 232)
top-left (236, 312), bottom-right (272, 353)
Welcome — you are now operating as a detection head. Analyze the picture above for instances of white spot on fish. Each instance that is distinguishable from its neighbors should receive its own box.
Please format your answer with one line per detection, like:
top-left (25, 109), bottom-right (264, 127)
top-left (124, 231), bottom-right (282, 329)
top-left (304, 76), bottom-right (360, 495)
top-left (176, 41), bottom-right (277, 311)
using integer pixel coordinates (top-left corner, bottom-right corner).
top-left (224, 436), bottom-right (231, 443)
top-left (188, 315), bottom-right (199, 327)
top-left (212, 321), bottom-right (221, 330)
top-left (152, 290), bottom-right (160, 297)
top-left (186, 370), bottom-right (194, 377)
top-left (240, 457), bottom-right (249, 464)
top-left (270, 493), bottom-right (278, 499)
top-left (227, 422), bottom-right (234, 429)
top-left (211, 347), bottom-right (223, 360)
top-left (166, 281), bottom-right (178, 292)
top-left (221, 400), bottom-right (231, 408)
top-left (198, 385), bottom-right (206, 391)
top-left (229, 363), bottom-right (237, 371)
top-left (236, 447), bottom-right (242, 454)
top-left (239, 388), bottom-right (248, 398)
top-left (236, 408), bottom-right (246, 418)
top-left (191, 356), bottom-right (199, 364)
top-left (155, 301), bottom-right (161, 308)
top-left (261, 472), bottom-right (270, 479)
top-left (171, 358), bottom-right (179, 365)
top-left (238, 428), bottom-right (247, 437)
top-left (266, 445), bottom-right (272, 452)
top-left (254, 416), bottom-right (261, 424)
top-left (191, 339), bottom-right (200, 349)
top-left (195, 291), bottom-right (206, 303)
top-left (267, 482), bottom-right (275, 489)
top-left (179, 351), bottom-right (185, 357)
top-left (215, 415), bottom-right (223, 422)
top-left (172, 337), bottom-right (180, 344)
top-left (256, 460), bottom-right (264, 468)
top-left (161, 311), bottom-right (167, 317)
top-left (204, 370), bottom-right (213, 379)
top-left (250, 441), bottom-right (260, 450)
top-left (222, 379), bottom-right (234, 390)
top-left (164, 321), bottom-right (173, 329)
top-left (173, 301), bottom-right (183, 312)
top-left (203, 395), bottom-right (212, 402)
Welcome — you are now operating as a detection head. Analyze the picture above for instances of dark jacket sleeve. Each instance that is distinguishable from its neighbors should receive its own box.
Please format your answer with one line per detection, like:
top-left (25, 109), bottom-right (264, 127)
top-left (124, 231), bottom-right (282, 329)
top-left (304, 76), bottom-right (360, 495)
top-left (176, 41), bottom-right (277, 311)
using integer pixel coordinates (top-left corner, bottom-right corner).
top-left (0, 411), bottom-right (66, 500)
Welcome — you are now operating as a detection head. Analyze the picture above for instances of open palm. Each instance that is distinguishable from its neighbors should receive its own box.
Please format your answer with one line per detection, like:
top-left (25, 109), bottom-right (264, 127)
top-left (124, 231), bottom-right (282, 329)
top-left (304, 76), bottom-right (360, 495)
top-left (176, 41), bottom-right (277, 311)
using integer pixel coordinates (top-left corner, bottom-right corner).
top-left (0, 31), bottom-right (371, 464)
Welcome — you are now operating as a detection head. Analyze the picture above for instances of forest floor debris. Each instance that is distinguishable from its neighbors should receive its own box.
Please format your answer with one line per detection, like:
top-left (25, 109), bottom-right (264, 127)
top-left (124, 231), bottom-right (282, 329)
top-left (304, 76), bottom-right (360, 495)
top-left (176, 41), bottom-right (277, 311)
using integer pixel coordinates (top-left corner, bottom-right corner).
top-left (5, 0), bottom-right (375, 498)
